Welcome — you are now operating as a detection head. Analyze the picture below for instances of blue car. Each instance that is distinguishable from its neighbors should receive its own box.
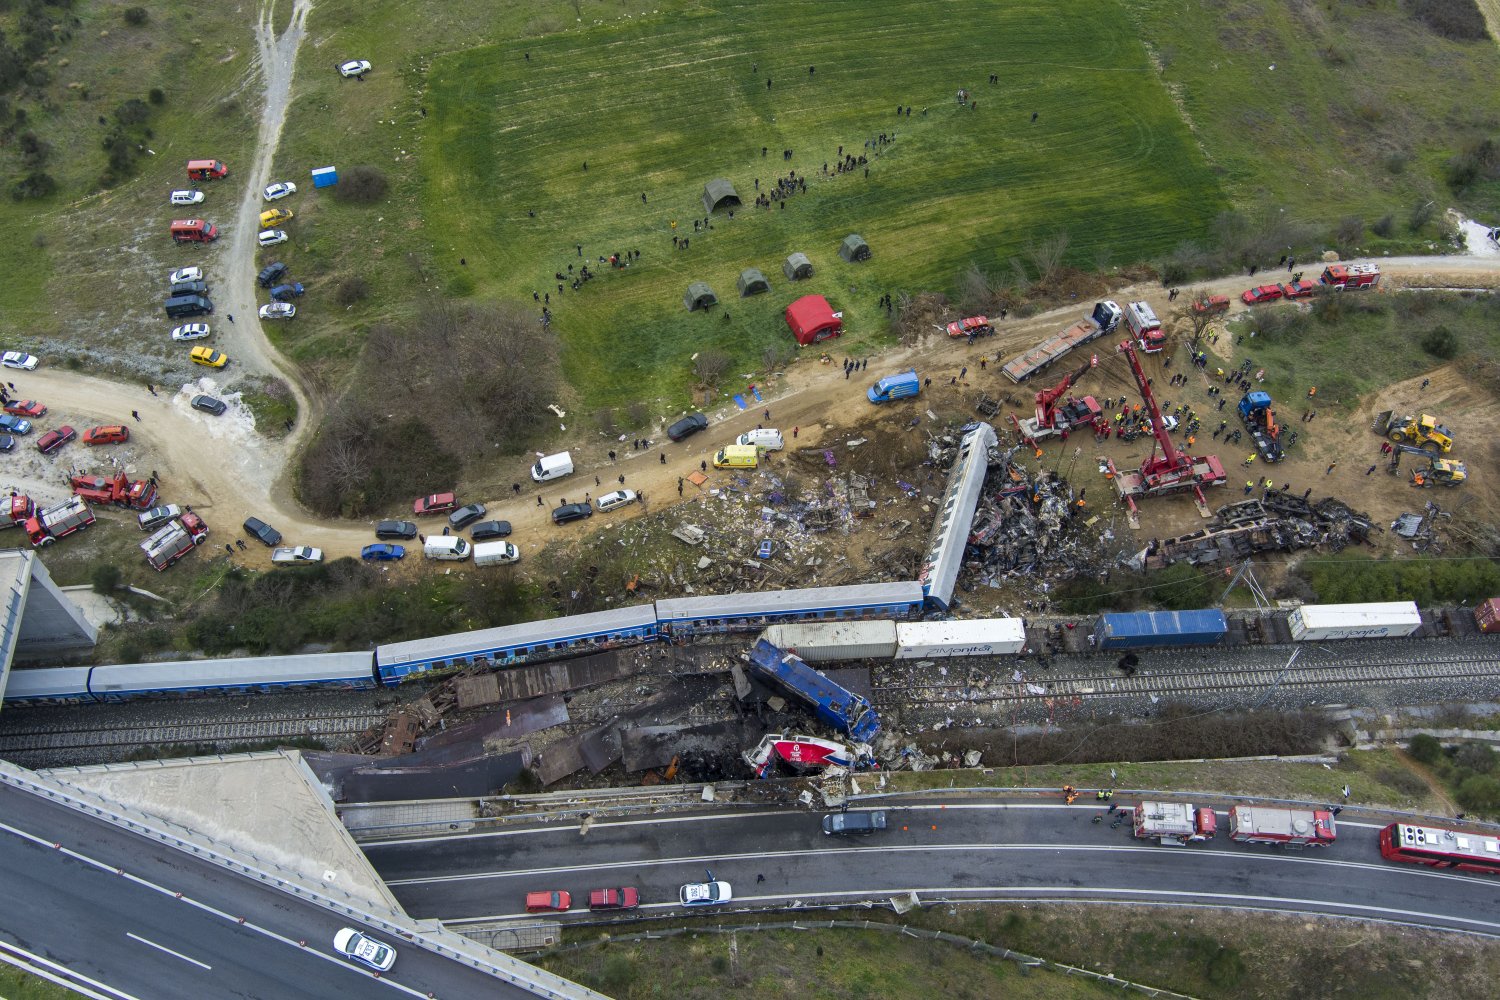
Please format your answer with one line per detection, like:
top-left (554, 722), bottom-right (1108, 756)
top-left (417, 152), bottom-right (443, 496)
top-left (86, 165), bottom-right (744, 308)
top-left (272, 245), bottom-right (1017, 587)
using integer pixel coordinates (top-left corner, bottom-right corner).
top-left (270, 282), bottom-right (305, 302)
top-left (0, 415), bottom-right (32, 435)
top-left (361, 543), bottom-right (405, 562)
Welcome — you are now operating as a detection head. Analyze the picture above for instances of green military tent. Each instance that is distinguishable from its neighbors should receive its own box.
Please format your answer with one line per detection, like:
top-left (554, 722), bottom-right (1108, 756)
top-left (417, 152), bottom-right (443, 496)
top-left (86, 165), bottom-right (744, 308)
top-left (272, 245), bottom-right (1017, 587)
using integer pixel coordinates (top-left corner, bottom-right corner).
top-left (839, 234), bottom-right (872, 262)
top-left (701, 179), bottom-right (741, 215)
top-left (737, 268), bottom-right (771, 297)
top-left (684, 282), bottom-right (718, 311)
top-left (783, 253), bottom-right (814, 281)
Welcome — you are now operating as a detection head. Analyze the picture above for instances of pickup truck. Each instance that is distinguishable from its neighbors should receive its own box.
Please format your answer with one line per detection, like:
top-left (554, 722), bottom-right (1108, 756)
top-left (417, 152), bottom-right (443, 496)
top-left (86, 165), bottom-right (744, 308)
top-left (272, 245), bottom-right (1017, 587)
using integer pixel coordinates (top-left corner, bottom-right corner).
top-left (271, 546), bottom-right (323, 565)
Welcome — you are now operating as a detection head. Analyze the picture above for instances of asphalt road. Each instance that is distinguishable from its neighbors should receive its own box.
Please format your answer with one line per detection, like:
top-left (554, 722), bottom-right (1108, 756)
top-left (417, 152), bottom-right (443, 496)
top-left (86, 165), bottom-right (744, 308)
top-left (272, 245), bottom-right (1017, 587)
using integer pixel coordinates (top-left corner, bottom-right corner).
top-left (366, 800), bottom-right (1500, 936)
top-left (0, 783), bottom-right (537, 999)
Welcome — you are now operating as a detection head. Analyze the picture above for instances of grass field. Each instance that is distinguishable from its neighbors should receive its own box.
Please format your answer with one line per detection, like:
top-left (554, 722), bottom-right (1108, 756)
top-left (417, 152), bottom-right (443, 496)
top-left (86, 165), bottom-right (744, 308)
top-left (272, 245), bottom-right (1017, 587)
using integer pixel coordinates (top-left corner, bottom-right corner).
top-left (416, 0), bottom-right (1226, 410)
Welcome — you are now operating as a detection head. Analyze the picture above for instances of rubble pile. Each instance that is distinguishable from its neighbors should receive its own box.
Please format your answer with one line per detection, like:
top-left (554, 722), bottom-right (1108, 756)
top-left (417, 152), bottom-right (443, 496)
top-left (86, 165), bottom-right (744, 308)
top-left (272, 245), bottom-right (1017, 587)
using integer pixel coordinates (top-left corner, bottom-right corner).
top-left (1131, 493), bottom-right (1379, 570)
top-left (1392, 500), bottom-right (1451, 554)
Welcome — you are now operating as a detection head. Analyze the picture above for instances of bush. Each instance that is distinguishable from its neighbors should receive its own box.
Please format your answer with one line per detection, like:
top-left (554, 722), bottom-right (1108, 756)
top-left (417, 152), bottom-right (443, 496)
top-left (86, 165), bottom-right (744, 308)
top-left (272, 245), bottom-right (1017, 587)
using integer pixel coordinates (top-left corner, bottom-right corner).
top-left (1409, 198), bottom-right (1438, 232)
top-left (9, 170), bottom-right (55, 200)
top-left (1455, 742), bottom-right (1497, 774)
top-left (1336, 216), bottom-right (1364, 246)
top-left (1456, 773), bottom-right (1500, 814)
top-left (91, 564), bottom-right (122, 595)
top-left (1405, 0), bottom-right (1490, 41)
top-left (334, 275), bottom-right (370, 307)
top-left (113, 98), bottom-right (150, 125)
top-left (1151, 562), bottom-right (1213, 610)
top-left (1371, 213), bottom-right (1395, 238)
top-left (123, 7), bottom-right (148, 25)
top-left (332, 164), bottom-right (388, 205)
top-left (1420, 325), bottom-right (1458, 359)
top-left (148, 87), bottom-right (164, 105)
top-left (1408, 733), bottom-right (1444, 765)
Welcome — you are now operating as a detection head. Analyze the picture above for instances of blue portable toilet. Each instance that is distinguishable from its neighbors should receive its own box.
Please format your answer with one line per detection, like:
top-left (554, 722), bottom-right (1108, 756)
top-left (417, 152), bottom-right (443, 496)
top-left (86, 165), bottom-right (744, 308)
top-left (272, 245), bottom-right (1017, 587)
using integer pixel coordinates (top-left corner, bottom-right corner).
top-left (310, 166), bottom-right (338, 189)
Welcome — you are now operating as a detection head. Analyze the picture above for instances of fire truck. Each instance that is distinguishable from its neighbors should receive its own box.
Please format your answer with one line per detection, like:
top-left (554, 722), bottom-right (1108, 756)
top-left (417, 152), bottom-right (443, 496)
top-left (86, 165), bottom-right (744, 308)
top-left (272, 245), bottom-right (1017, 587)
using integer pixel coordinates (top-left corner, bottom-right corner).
top-left (1319, 263), bottom-right (1380, 290)
top-left (1013, 358), bottom-right (1105, 444)
top-left (1, 494), bottom-right (35, 529)
top-left (141, 513), bottom-right (209, 571)
top-left (1123, 300), bottom-right (1165, 353)
top-left (24, 496), bottom-right (95, 546)
top-left (1134, 801), bottom-right (1338, 847)
top-left (71, 471), bottom-right (158, 511)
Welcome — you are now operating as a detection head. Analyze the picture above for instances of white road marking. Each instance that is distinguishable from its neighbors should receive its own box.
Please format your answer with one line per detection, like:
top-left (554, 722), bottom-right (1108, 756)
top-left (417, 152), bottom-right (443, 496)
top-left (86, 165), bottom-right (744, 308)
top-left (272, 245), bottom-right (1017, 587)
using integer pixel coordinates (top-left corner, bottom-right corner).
top-left (125, 933), bottom-right (211, 970)
top-left (0, 939), bottom-right (147, 1000)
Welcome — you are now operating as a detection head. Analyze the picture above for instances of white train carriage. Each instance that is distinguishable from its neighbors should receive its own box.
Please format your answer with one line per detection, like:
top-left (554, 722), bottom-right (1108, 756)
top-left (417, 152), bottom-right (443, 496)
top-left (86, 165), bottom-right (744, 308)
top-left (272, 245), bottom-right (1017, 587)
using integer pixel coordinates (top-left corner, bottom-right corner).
top-left (87, 652), bottom-right (377, 700)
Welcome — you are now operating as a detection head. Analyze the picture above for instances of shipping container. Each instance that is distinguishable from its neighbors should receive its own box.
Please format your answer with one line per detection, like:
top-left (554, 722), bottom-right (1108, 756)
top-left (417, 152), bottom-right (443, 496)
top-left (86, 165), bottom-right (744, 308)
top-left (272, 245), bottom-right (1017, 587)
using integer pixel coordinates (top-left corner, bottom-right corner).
top-left (1094, 610), bottom-right (1227, 649)
top-left (895, 619), bottom-right (1026, 659)
top-left (761, 621), bottom-right (897, 662)
top-left (1288, 602), bottom-right (1421, 642)
top-left (1475, 598), bottom-right (1500, 634)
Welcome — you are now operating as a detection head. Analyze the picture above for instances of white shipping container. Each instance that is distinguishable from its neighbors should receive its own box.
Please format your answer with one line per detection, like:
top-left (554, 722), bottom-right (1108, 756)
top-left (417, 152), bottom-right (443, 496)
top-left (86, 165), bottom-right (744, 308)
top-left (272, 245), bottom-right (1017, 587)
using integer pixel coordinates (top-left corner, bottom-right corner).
top-left (761, 621), bottom-right (897, 662)
top-left (895, 618), bottom-right (1027, 659)
top-left (1288, 601), bottom-right (1421, 642)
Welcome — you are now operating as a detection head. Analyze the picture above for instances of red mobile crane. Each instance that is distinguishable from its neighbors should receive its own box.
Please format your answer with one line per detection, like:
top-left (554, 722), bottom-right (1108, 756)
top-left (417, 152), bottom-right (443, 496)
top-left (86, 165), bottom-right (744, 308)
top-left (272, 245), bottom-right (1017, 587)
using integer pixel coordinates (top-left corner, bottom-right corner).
top-left (1012, 358), bottom-right (1105, 444)
top-left (1104, 339), bottom-right (1226, 526)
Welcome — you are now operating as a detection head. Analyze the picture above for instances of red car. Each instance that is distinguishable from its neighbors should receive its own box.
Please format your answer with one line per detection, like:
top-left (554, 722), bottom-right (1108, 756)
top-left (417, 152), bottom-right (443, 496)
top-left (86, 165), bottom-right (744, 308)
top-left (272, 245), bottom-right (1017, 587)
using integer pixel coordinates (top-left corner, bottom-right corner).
top-left (525, 890), bottom-right (572, 913)
top-left (1191, 294), bottom-right (1230, 316)
top-left (1240, 284), bottom-right (1285, 306)
top-left (4, 399), bottom-right (46, 418)
top-left (589, 888), bottom-right (640, 911)
top-left (82, 425), bottom-right (130, 446)
top-left (1280, 280), bottom-right (1317, 300)
top-left (36, 425), bottom-right (76, 455)
top-left (413, 492), bottom-right (457, 516)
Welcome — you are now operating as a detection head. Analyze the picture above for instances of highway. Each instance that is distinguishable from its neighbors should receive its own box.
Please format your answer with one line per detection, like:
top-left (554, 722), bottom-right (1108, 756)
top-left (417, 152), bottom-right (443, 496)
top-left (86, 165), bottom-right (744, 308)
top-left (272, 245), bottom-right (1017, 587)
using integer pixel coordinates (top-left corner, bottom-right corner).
top-left (365, 800), bottom-right (1500, 936)
top-left (0, 783), bottom-right (537, 999)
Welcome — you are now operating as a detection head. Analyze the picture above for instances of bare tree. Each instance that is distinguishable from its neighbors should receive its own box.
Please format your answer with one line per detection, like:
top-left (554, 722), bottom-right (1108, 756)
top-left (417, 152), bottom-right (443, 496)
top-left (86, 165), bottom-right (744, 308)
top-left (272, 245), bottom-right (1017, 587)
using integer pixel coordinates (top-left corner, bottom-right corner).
top-left (1026, 231), bottom-right (1070, 282)
top-left (694, 349), bottom-right (732, 387)
top-left (1183, 287), bottom-right (1215, 349)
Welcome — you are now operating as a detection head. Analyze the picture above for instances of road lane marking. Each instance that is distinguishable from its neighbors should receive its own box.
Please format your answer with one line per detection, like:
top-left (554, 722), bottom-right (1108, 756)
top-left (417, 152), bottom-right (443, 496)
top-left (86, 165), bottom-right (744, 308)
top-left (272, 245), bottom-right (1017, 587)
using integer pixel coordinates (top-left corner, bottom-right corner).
top-left (125, 933), bottom-right (211, 970)
top-left (0, 939), bottom-right (147, 1000)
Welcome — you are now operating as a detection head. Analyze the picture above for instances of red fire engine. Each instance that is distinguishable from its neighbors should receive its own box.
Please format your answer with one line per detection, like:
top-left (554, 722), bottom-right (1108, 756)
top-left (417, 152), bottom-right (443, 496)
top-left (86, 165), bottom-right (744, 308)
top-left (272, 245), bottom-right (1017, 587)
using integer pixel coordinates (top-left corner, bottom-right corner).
top-left (1319, 263), bottom-right (1380, 290)
top-left (1134, 801), bottom-right (1337, 848)
top-left (1379, 823), bottom-right (1500, 875)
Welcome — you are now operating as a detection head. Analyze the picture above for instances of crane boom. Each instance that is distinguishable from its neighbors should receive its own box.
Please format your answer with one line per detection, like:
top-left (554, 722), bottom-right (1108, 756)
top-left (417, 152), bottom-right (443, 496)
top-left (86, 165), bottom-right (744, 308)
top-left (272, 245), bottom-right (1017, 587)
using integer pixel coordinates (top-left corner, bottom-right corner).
top-left (1034, 358), bottom-right (1096, 416)
top-left (1117, 339), bottom-right (1182, 469)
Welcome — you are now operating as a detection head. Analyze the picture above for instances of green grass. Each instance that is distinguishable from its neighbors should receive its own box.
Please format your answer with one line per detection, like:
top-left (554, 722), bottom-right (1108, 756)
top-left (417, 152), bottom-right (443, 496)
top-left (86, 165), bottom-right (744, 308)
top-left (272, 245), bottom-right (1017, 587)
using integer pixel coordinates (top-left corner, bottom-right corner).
top-left (414, 0), bottom-right (1225, 410)
top-left (0, 963), bottom-right (79, 1000)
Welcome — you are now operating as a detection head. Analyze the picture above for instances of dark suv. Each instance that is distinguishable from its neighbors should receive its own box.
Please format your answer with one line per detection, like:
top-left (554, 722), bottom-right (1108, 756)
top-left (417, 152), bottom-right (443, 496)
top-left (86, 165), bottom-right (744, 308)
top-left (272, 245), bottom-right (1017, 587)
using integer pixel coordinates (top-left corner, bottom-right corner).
top-left (667, 413), bottom-right (709, 442)
top-left (257, 262), bottom-right (289, 288)
top-left (822, 810), bottom-right (888, 836)
top-left (190, 394), bottom-right (227, 415)
top-left (551, 502), bottom-right (593, 525)
top-left (448, 502), bottom-right (487, 530)
top-left (375, 519), bottom-right (418, 540)
top-left (471, 520), bottom-right (512, 541)
top-left (243, 517), bottom-right (283, 547)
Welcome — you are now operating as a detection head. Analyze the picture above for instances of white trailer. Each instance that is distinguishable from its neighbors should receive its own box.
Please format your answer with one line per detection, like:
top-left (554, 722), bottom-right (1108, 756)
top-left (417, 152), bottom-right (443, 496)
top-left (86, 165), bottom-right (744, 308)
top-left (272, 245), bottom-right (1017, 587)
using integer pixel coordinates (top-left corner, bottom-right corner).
top-left (761, 621), bottom-right (897, 662)
top-left (1288, 601), bottom-right (1421, 641)
top-left (895, 619), bottom-right (1027, 659)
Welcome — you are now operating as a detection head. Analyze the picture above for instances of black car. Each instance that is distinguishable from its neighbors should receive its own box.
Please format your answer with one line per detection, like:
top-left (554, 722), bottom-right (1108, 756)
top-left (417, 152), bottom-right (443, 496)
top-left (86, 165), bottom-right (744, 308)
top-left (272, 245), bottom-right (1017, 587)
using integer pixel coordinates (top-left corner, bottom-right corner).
top-left (375, 519), bottom-right (418, 540)
top-left (257, 262), bottom-right (289, 288)
top-left (243, 516), bottom-right (283, 547)
top-left (169, 279), bottom-right (210, 297)
top-left (822, 810), bottom-right (888, 836)
top-left (667, 412), bottom-right (709, 442)
top-left (190, 394), bottom-right (227, 415)
top-left (448, 502), bottom-right (487, 530)
top-left (0, 433), bottom-right (13, 452)
top-left (551, 502), bottom-right (593, 525)
top-left (470, 520), bottom-right (512, 541)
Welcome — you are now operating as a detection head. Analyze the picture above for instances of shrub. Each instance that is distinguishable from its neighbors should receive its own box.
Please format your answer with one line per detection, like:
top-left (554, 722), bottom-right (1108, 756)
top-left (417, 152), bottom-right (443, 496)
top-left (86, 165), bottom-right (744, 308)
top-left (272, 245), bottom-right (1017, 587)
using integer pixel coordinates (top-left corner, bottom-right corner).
top-left (1152, 562), bottom-right (1213, 610)
top-left (123, 7), bottom-right (148, 25)
top-left (332, 164), bottom-right (388, 205)
top-left (1371, 213), bottom-right (1395, 237)
top-left (1421, 325), bottom-right (1458, 359)
top-left (1456, 773), bottom-right (1500, 814)
top-left (91, 564), bottom-right (122, 595)
top-left (1336, 216), bottom-right (1364, 246)
top-left (1409, 198), bottom-right (1437, 232)
top-left (333, 275), bottom-right (370, 307)
top-left (1404, 0), bottom-right (1490, 41)
top-left (1455, 742), bottom-right (1497, 774)
top-left (148, 87), bottom-right (164, 105)
top-left (113, 98), bottom-right (150, 125)
top-left (10, 170), bottom-right (55, 200)
top-left (1408, 733), bottom-right (1444, 765)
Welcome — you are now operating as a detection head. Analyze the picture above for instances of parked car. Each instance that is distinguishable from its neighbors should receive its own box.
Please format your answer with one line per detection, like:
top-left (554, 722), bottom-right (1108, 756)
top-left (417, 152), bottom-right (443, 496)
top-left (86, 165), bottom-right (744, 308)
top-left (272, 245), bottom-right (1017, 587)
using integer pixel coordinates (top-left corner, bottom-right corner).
top-left (551, 502), bottom-right (593, 525)
top-left (339, 59), bottom-right (372, 78)
top-left (82, 425), bottom-right (129, 446)
top-left (169, 190), bottom-right (205, 206)
top-left (269, 282), bottom-right (305, 302)
top-left (258, 208), bottom-right (293, 229)
top-left (2, 352), bottom-right (38, 371)
top-left (272, 546), bottom-right (324, 565)
top-left (1241, 284), bottom-right (1285, 306)
top-left (375, 519), bottom-right (418, 540)
top-left (172, 323), bottom-right (212, 341)
top-left (259, 302), bottom-right (296, 320)
top-left (822, 809), bottom-right (889, 836)
top-left (243, 517), bottom-right (282, 547)
top-left (4, 399), bottom-right (45, 418)
top-left (169, 266), bottom-right (204, 285)
top-left (190, 346), bottom-right (228, 368)
top-left (0, 434), bottom-right (13, 452)
top-left (257, 263), bottom-right (289, 288)
top-left (190, 394), bottom-right (227, 416)
top-left (449, 502), bottom-right (487, 529)
top-left (1281, 279), bottom-right (1318, 300)
top-left (413, 492), bottom-right (457, 516)
top-left (594, 489), bottom-right (637, 513)
top-left (524, 891), bottom-right (572, 913)
top-left (588, 888), bottom-right (640, 911)
top-left (667, 412), bottom-right (709, 441)
top-left (138, 504), bottom-right (183, 532)
top-left (0, 415), bottom-right (32, 434)
top-left (470, 520), bottom-right (512, 541)
top-left (361, 543), bottom-right (405, 562)
top-left (35, 425), bottom-right (75, 455)
top-left (679, 881), bottom-right (732, 907)
top-left (333, 928), bottom-right (395, 973)
top-left (263, 181), bottom-right (298, 201)
top-left (257, 229), bottom-right (288, 248)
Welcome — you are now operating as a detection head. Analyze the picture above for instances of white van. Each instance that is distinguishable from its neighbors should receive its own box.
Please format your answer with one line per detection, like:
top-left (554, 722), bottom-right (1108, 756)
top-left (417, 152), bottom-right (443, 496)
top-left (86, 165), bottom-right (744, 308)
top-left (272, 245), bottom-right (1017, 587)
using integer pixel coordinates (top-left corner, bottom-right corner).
top-left (170, 190), bottom-right (205, 206)
top-left (595, 489), bottom-right (637, 513)
top-left (422, 536), bottom-right (471, 561)
top-left (531, 451), bottom-right (574, 482)
top-left (473, 540), bottom-right (520, 566)
top-left (736, 428), bottom-right (784, 451)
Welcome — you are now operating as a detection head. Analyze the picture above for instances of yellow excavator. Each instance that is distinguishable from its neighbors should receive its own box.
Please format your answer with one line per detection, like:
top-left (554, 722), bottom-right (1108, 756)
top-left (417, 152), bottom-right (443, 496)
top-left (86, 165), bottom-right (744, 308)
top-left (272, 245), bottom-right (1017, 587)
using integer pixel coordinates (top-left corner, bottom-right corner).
top-left (1373, 410), bottom-right (1454, 453)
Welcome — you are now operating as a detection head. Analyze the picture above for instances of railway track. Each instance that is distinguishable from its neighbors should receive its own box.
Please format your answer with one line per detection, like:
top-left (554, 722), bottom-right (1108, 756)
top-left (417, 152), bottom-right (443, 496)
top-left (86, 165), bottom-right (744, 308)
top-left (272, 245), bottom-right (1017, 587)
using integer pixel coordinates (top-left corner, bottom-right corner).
top-left (876, 649), bottom-right (1500, 708)
top-left (0, 708), bottom-right (385, 756)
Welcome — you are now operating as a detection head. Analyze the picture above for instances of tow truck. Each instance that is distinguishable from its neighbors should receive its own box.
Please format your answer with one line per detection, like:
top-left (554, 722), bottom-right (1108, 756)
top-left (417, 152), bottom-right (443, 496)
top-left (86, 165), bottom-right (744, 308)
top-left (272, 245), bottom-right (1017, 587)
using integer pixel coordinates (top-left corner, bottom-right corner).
top-left (1012, 358), bottom-right (1105, 444)
top-left (70, 470), bottom-right (158, 510)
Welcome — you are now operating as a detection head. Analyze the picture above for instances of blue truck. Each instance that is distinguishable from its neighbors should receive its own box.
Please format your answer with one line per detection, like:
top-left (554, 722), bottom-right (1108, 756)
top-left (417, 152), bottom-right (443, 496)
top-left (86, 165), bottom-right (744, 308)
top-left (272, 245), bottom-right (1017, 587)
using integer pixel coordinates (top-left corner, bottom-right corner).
top-left (746, 638), bottom-right (881, 742)
top-left (867, 370), bottom-right (921, 404)
top-left (1094, 610), bottom-right (1227, 650)
top-left (1237, 392), bottom-right (1284, 463)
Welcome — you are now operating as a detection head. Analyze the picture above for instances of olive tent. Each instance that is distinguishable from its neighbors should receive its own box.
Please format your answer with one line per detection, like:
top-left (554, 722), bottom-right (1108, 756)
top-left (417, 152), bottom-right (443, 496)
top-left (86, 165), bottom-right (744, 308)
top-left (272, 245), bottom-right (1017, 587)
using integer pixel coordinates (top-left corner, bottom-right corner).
top-left (701, 179), bottom-right (741, 215)
top-left (839, 234), bottom-right (872, 262)
top-left (684, 282), bottom-right (718, 311)
top-left (737, 268), bottom-right (771, 297)
top-left (785, 294), bottom-right (843, 346)
top-left (783, 253), bottom-right (814, 281)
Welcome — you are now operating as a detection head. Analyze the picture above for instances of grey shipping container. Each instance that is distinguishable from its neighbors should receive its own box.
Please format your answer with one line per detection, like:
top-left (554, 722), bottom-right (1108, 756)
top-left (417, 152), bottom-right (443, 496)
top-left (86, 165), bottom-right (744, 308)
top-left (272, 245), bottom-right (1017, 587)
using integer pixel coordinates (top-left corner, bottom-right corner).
top-left (1094, 610), bottom-right (1227, 649)
top-left (761, 621), bottom-right (897, 662)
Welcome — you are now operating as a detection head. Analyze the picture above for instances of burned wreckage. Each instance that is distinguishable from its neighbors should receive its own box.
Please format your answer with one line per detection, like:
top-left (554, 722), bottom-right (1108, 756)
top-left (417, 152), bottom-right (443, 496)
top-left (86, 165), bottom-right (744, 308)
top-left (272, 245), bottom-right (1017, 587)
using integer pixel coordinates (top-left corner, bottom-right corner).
top-left (1128, 493), bottom-right (1378, 571)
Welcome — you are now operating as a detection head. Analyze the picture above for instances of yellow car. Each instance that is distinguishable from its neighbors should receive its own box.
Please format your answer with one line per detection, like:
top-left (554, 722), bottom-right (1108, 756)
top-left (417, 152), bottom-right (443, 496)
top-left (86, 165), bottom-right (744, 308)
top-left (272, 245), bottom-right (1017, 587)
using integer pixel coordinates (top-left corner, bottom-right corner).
top-left (258, 208), bottom-right (293, 229)
top-left (190, 346), bottom-right (228, 368)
